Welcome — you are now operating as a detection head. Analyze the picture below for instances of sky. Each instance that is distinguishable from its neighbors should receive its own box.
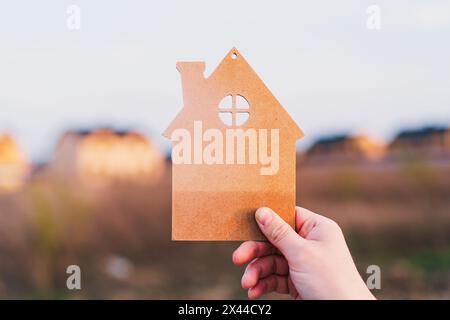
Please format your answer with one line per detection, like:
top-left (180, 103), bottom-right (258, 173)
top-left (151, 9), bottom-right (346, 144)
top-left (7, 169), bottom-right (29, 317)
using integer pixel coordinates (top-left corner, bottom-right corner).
top-left (0, 0), bottom-right (449, 162)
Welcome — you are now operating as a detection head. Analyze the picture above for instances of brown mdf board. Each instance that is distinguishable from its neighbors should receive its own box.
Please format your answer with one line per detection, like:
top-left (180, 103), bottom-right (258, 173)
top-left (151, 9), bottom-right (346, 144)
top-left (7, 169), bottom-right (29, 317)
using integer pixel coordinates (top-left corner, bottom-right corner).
top-left (163, 48), bottom-right (304, 240)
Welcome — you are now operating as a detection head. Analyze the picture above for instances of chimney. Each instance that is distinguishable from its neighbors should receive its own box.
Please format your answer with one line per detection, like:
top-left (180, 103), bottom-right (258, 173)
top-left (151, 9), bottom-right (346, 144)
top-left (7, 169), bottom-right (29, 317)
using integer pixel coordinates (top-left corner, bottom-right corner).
top-left (176, 62), bottom-right (205, 108)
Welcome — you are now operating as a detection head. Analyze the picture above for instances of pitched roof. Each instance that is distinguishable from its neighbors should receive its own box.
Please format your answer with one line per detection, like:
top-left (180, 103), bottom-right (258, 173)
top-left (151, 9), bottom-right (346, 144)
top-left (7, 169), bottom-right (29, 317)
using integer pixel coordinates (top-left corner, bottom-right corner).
top-left (394, 125), bottom-right (448, 140)
top-left (163, 48), bottom-right (303, 140)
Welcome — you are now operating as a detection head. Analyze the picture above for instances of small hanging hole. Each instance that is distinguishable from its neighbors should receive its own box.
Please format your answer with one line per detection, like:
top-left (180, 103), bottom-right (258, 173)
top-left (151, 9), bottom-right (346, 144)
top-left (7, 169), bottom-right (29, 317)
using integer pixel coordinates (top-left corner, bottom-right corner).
top-left (231, 52), bottom-right (237, 60)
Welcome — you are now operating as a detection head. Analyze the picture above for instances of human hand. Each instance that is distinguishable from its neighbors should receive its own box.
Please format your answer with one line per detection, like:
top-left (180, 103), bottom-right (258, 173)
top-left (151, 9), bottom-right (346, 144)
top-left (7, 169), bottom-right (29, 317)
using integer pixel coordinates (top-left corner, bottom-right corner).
top-left (232, 206), bottom-right (375, 300)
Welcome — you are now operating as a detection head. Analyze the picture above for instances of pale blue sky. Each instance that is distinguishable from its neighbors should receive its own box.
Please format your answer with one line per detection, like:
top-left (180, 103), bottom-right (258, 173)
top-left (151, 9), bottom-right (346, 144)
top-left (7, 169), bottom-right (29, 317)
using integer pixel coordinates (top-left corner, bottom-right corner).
top-left (0, 0), bottom-right (449, 161)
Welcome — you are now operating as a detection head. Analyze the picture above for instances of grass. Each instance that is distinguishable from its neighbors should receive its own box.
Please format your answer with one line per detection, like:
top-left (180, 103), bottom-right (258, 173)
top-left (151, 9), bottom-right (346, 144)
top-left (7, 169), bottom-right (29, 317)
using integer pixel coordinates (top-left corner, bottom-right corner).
top-left (0, 161), bottom-right (449, 299)
top-left (408, 248), bottom-right (450, 273)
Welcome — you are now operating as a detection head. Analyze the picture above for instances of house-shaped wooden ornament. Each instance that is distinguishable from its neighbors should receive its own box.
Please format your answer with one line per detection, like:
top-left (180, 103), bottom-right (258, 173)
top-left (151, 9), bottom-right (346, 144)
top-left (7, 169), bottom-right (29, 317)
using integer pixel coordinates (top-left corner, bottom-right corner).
top-left (163, 48), bottom-right (304, 240)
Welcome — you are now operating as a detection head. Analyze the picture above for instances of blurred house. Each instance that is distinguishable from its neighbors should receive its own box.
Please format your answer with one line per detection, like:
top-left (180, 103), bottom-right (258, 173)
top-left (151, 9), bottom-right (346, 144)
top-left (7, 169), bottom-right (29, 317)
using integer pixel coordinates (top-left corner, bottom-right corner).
top-left (51, 129), bottom-right (164, 185)
top-left (389, 126), bottom-right (450, 159)
top-left (0, 133), bottom-right (30, 192)
top-left (301, 134), bottom-right (385, 165)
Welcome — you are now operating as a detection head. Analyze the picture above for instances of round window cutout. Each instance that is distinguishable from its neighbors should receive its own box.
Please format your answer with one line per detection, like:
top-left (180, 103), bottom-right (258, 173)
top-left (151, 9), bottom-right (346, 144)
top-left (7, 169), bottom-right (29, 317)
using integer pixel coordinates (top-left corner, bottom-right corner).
top-left (218, 94), bottom-right (250, 126)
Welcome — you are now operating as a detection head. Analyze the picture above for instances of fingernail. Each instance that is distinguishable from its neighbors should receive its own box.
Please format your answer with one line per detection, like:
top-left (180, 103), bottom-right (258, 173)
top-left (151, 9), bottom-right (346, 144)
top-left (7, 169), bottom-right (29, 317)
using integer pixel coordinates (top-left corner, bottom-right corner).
top-left (255, 207), bottom-right (272, 226)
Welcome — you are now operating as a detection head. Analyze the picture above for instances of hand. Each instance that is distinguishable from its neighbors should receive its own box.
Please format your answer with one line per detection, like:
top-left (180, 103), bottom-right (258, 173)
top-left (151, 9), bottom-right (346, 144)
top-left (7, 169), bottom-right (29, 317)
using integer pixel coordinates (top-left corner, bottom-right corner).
top-left (232, 206), bottom-right (375, 300)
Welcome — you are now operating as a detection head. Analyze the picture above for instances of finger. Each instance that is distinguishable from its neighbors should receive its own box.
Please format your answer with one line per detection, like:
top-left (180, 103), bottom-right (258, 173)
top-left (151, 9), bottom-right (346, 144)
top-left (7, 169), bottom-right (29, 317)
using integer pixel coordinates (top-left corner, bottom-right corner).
top-left (241, 255), bottom-right (289, 289)
top-left (255, 207), bottom-right (305, 258)
top-left (295, 206), bottom-right (325, 238)
top-left (232, 241), bottom-right (276, 265)
top-left (287, 276), bottom-right (300, 299)
top-left (248, 274), bottom-right (290, 299)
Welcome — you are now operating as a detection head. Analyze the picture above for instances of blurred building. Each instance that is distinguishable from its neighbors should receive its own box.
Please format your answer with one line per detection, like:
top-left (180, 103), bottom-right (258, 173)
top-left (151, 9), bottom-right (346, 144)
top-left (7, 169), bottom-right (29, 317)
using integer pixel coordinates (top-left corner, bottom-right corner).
top-left (389, 126), bottom-right (450, 159)
top-left (51, 129), bottom-right (164, 185)
top-left (302, 134), bottom-right (385, 165)
top-left (0, 133), bottom-right (30, 192)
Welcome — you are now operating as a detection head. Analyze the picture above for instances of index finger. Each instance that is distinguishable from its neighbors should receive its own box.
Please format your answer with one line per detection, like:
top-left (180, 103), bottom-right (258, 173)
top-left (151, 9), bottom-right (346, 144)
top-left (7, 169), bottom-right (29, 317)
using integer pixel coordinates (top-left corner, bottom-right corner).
top-left (295, 206), bottom-right (327, 238)
top-left (232, 241), bottom-right (277, 266)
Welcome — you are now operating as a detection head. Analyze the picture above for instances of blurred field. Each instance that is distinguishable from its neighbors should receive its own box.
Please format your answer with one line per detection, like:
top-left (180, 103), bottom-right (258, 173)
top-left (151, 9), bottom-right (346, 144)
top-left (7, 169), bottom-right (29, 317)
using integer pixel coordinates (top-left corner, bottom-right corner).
top-left (0, 159), bottom-right (449, 299)
top-left (299, 160), bottom-right (450, 299)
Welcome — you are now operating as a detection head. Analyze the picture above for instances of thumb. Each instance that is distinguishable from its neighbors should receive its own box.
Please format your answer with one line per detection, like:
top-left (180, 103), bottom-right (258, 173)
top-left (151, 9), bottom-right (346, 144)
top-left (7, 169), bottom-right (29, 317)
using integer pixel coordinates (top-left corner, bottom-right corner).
top-left (255, 207), bottom-right (304, 258)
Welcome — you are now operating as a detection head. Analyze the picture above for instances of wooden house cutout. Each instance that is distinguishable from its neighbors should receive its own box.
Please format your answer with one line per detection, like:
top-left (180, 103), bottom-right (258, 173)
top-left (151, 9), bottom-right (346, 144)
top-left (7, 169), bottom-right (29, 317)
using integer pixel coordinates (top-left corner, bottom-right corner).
top-left (163, 48), bottom-right (304, 240)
